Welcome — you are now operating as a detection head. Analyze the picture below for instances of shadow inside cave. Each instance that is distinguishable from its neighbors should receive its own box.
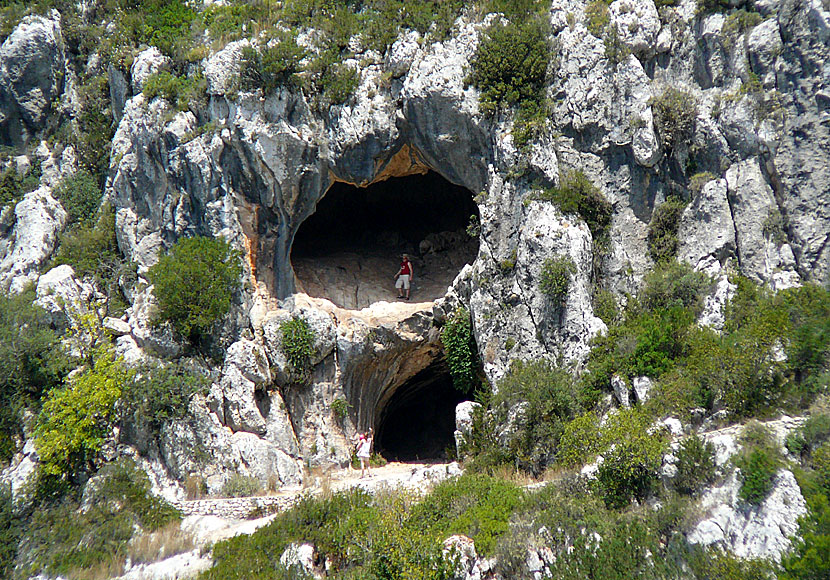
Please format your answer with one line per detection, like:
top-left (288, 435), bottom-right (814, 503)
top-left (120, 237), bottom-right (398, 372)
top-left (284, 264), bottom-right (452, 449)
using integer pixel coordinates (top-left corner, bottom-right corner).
top-left (374, 360), bottom-right (469, 463)
top-left (291, 171), bottom-right (479, 310)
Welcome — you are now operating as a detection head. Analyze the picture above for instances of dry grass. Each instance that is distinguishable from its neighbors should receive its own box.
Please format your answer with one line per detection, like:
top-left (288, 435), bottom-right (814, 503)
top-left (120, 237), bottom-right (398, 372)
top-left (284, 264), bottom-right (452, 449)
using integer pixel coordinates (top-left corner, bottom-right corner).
top-left (127, 521), bottom-right (196, 564)
top-left (184, 474), bottom-right (208, 499)
top-left (489, 464), bottom-right (537, 486)
top-left (66, 557), bottom-right (126, 580)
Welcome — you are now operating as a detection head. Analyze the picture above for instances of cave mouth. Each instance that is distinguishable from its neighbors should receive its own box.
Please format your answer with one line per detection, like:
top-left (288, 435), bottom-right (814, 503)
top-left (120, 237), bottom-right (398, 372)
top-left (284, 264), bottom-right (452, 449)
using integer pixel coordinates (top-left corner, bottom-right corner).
top-left (375, 360), bottom-right (468, 463)
top-left (291, 171), bottom-right (479, 310)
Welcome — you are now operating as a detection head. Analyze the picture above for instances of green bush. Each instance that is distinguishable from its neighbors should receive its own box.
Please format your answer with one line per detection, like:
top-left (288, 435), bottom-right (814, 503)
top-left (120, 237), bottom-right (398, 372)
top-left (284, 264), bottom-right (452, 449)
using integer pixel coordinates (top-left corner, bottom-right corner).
top-left (203, 487), bottom-right (454, 579)
top-left (143, 71), bottom-right (207, 112)
top-left (52, 204), bottom-right (127, 316)
top-left (331, 397), bottom-right (350, 421)
top-left (35, 346), bottom-right (132, 479)
top-left (280, 316), bottom-right (316, 379)
top-left (0, 289), bottom-right (67, 460)
top-left (0, 161), bottom-right (40, 207)
top-left (780, 284), bottom-right (830, 383)
top-left (468, 17), bottom-right (550, 115)
top-left (222, 474), bottom-right (262, 498)
top-left (53, 170), bottom-right (101, 226)
top-left (675, 435), bottom-right (717, 495)
top-left (147, 236), bottom-right (242, 343)
top-left (584, 0), bottom-right (610, 37)
top-left (604, 27), bottom-right (630, 67)
top-left (302, 48), bottom-right (360, 106)
top-left (735, 424), bottom-right (781, 505)
top-left (120, 362), bottom-right (209, 431)
top-left (640, 259), bottom-right (711, 315)
top-left (536, 169), bottom-right (614, 245)
top-left (492, 359), bottom-right (581, 474)
top-left (647, 198), bottom-right (687, 263)
top-left (592, 288), bottom-right (619, 324)
top-left (440, 307), bottom-right (480, 394)
top-left (786, 414), bottom-right (830, 460)
top-left (594, 408), bottom-right (668, 509)
top-left (0, 484), bottom-right (21, 579)
top-left (686, 545), bottom-right (776, 580)
top-left (407, 474), bottom-right (525, 555)
top-left (557, 411), bottom-right (601, 467)
top-left (23, 458), bottom-right (180, 579)
top-left (70, 74), bottom-right (115, 186)
top-left (652, 87), bottom-right (698, 152)
top-left (780, 493), bottom-right (830, 580)
top-left (239, 34), bottom-right (306, 93)
top-left (539, 255), bottom-right (576, 306)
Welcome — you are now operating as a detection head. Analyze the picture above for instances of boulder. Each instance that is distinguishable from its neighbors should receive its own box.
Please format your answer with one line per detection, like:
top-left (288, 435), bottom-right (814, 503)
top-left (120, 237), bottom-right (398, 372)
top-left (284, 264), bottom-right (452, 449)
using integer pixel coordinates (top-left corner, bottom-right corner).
top-left (130, 47), bottom-right (170, 93)
top-left (0, 11), bottom-right (64, 146)
top-left (0, 186), bottom-right (67, 293)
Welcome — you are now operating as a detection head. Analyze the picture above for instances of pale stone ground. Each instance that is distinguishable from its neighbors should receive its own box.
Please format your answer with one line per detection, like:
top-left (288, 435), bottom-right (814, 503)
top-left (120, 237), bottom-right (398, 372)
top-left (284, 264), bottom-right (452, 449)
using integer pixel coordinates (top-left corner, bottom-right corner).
top-left (115, 461), bottom-right (461, 580)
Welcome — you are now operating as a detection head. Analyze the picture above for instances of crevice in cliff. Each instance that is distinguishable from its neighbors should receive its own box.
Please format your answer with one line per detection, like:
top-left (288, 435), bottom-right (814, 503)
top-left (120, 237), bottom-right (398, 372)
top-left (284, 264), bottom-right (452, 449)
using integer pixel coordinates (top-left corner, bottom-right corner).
top-left (291, 171), bottom-right (479, 310)
top-left (759, 151), bottom-right (804, 277)
top-left (373, 359), bottom-right (466, 462)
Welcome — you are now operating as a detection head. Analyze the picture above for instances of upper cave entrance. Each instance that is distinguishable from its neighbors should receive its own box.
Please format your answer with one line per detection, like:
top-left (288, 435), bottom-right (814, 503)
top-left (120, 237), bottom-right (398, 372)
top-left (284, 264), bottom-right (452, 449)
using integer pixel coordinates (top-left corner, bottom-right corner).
top-left (291, 171), bottom-right (479, 309)
top-left (374, 360), bottom-right (467, 462)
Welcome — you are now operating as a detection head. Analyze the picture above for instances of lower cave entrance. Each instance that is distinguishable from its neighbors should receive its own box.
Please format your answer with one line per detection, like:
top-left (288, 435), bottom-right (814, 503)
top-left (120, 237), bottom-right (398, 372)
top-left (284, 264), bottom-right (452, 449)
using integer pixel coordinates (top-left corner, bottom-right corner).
top-left (375, 360), bottom-right (468, 462)
top-left (291, 171), bottom-right (479, 309)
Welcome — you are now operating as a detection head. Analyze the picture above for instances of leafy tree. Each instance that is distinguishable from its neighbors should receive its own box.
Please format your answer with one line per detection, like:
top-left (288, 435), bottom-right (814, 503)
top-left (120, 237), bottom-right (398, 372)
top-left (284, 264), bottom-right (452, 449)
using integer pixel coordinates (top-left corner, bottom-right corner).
top-left (35, 346), bottom-right (132, 479)
top-left (147, 236), bottom-right (242, 343)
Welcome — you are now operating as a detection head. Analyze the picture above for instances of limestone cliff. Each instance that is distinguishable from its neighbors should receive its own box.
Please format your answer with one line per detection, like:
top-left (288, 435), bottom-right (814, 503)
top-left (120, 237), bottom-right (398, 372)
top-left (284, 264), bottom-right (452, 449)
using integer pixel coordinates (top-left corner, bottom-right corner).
top-left (1, 0), bottom-right (829, 571)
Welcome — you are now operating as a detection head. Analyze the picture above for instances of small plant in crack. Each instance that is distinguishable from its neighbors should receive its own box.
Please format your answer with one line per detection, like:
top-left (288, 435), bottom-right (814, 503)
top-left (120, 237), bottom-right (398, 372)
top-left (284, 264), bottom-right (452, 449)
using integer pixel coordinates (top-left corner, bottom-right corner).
top-left (539, 255), bottom-right (576, 307)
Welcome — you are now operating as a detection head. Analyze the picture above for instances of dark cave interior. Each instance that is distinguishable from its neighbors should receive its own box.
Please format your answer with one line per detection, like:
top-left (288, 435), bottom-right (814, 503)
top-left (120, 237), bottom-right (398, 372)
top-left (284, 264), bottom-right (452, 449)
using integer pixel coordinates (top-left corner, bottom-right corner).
top-left (290, 171), bottom-right (480, 309)
top-left (374, 360), bottom-right (469, 462)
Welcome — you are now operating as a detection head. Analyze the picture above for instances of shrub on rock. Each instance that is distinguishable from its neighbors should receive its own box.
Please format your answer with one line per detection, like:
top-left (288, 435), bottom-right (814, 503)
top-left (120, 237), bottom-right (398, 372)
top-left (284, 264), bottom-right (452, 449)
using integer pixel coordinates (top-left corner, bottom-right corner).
top-left (147, 236), bottom-right (242, 344)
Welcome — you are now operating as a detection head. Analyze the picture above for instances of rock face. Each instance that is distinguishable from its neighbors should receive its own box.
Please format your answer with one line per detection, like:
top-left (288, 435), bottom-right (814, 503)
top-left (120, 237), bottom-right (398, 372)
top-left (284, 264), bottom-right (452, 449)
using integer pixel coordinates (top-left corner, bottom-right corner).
top-left (0, 186), bottom-right (67, 292)
top-left (0, 11), bottom-right (64, 147)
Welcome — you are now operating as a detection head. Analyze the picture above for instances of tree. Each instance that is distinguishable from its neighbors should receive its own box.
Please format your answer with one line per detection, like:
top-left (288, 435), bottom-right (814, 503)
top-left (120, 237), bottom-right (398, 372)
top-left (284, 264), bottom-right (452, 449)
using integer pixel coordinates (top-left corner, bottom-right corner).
top-left (147, 236), bottom-right (242, 343)
top-left (35, 346), bottom-right (132, 478)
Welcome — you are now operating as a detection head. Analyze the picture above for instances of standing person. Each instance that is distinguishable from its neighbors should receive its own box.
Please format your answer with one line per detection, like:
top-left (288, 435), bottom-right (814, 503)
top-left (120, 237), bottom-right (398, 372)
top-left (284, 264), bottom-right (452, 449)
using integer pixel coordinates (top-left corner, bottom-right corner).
top-left (394, 254), bottom-right (414, 300)
top-left (357, 428), bottom-right (373, 478)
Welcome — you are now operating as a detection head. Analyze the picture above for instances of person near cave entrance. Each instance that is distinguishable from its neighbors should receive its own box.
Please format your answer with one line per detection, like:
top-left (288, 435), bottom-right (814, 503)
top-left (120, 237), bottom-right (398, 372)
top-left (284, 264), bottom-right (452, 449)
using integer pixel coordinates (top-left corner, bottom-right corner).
top-left (357, 428), bottom-right (374, 478)
top-left (394, 254), bottom-right (414, 300)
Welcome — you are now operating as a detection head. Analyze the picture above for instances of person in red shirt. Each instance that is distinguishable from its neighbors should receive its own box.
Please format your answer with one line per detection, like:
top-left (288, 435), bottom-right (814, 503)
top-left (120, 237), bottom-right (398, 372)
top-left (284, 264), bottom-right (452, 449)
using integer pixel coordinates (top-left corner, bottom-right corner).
top-left (394, 253), bottom-right (414, 300)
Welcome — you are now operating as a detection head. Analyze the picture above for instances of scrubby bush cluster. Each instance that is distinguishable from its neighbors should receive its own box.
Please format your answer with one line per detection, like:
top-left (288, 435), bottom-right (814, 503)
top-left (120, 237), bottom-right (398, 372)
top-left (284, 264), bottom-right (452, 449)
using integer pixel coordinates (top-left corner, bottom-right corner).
top-left (539, 255), bottom-right (576, 306)
top-left (535, 169), bottom-right (614, 247)
top-left (440, 307), bottom-right (481, 394)
top-left (21, 459), bottom-right (181, 579)
top-left (280, 316), bottom-right (317, 379)
top-left (652, 87), bottom-right (698, 153)
top-left (148, 236), bottom-right (243, 344)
